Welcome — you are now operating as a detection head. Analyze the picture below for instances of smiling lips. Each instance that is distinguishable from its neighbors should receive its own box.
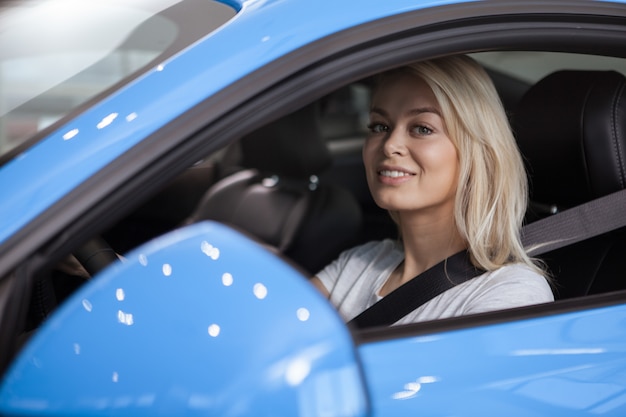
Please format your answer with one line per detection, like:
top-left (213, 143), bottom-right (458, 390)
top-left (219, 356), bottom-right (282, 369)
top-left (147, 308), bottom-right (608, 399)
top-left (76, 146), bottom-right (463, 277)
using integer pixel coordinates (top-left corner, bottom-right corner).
top-left (379, 169), bottom-right (413, 178)
top-left (377, 168), bottom-right (415, 184)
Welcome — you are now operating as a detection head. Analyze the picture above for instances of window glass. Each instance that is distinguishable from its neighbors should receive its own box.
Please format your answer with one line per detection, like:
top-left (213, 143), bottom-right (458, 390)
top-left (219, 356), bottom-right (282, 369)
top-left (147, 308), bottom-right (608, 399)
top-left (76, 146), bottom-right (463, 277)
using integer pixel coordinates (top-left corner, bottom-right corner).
top-left (0, 0), bottom-right (236, 160)
top-left (472, 51), bottom-right (626, 83)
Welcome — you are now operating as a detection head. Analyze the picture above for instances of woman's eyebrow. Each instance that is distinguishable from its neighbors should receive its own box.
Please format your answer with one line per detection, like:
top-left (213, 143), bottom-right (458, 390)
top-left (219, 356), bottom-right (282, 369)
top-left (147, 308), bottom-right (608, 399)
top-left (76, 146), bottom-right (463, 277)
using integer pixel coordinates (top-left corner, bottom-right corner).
top-left (369, 107), bottom-right (387, 117)
top-left (407, 107), bottom-right (441, 117)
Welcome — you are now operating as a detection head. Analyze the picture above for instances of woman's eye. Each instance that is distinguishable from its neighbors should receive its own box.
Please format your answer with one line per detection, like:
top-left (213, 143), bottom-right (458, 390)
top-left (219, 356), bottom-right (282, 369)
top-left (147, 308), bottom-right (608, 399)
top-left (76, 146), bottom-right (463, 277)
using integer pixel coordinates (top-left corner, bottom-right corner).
top-left (412, 125), bottom-right (433, 135)
top-left (367, 123), bottom-right (388, 134)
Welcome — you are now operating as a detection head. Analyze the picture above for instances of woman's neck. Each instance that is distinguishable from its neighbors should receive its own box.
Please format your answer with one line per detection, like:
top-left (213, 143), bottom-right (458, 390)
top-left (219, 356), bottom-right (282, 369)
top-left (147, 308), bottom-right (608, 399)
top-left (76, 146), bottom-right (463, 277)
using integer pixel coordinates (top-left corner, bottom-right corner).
top-left (384, 210), bottom-right (466, 295)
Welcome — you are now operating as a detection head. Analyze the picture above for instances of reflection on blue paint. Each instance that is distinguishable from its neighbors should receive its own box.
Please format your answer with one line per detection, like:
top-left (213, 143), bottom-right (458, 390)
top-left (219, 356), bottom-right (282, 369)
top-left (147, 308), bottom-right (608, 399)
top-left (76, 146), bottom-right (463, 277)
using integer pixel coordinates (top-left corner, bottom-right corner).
top-left (359, 306), bottom-right (626, 416)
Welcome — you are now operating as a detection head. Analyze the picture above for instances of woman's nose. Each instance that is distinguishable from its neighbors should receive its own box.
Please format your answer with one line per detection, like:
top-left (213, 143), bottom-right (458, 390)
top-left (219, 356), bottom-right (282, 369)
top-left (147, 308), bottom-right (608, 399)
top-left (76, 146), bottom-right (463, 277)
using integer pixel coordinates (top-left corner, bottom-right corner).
top-left (382, 128), bottom-right (406, 157)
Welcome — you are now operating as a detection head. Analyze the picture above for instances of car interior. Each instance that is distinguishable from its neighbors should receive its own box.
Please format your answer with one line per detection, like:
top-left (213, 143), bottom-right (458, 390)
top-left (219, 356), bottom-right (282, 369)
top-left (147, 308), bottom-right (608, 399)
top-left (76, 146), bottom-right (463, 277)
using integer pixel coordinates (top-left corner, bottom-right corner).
top-left (513, 68), bottom-right (626, 299)
top-left (24, 50), bottom-right (626, 334)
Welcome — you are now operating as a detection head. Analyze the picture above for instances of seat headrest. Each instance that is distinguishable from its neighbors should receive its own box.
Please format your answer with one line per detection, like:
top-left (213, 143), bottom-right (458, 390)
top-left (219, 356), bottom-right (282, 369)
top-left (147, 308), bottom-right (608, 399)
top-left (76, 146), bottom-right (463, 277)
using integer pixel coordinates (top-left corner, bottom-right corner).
top-left (240, 103), bottom-right (332, 178)
top-left (514, 70), bottom-right (626, 208)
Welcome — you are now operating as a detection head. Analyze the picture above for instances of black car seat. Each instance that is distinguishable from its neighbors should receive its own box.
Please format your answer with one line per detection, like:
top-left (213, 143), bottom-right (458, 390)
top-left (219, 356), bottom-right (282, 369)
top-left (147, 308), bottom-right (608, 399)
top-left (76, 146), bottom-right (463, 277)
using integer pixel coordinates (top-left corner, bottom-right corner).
top-left (185, 103), bottom-right (362, 274)
top-left (513, 70), bottom-right (626, 299)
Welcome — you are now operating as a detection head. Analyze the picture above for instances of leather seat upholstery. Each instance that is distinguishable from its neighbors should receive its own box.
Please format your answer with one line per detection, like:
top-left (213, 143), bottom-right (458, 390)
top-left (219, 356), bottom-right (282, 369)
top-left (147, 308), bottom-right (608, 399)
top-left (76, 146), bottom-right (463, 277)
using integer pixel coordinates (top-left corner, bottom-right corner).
top-left (186, 103), bottom-right (362, 274)
top-left (513, 70), bottom-right (626, 299)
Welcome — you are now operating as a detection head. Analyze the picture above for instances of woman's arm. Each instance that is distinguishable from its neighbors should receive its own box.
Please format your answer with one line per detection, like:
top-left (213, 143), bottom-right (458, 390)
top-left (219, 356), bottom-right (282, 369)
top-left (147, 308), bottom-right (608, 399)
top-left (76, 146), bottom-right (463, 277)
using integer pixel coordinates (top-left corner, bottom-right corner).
top-left (309, 276), bottom-right (330, 298)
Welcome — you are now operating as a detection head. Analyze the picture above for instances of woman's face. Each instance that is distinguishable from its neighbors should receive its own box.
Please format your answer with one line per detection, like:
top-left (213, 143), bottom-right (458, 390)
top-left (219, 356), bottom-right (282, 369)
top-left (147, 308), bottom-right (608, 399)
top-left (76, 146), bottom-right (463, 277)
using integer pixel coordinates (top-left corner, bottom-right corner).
top-left (363, 73), bottom-right (460, 219)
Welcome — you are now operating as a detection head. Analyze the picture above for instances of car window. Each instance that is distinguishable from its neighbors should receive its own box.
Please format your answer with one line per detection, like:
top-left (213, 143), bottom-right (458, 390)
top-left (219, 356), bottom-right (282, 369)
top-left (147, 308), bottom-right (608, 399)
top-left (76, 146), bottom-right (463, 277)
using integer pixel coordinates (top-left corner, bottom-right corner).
top-left (18, 46), bottom-right (626, 347)
top-left (0, 0), bottom-right (236, 162)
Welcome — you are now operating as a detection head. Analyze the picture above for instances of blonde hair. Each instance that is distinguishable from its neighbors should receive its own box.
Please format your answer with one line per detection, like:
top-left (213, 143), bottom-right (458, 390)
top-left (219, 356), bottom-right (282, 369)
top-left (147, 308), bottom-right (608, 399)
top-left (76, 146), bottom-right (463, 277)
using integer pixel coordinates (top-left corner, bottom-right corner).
top-left (375, 55), bottom-right (539, 273)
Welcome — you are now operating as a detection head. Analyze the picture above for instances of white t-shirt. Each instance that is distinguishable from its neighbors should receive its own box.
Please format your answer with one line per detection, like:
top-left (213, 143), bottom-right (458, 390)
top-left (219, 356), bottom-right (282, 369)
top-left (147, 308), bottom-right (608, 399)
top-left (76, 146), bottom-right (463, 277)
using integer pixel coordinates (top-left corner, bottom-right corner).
top-left (316, 239), bottom-right (554, 325)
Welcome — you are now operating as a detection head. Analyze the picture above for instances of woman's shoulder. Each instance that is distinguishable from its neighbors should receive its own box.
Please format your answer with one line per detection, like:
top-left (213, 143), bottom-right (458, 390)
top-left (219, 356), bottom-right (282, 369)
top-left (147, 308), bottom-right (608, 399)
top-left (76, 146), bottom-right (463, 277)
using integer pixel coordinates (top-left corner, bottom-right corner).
top-left (317, 238), bottom-right (402, 275)
top-left (315, 238), bottom-right (403, 295)
top-left (399, 263), bottom-right (554, 324)
top-left (488, 263), bottom-right (548, 282)
top-left (469, 263), bottom-right (554, 302)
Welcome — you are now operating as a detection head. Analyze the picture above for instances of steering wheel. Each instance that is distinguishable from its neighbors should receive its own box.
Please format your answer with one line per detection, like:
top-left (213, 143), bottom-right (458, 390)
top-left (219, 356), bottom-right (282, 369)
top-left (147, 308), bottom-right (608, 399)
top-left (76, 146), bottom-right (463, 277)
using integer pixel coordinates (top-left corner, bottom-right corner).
top-left (72, 236), bottom-right (119, 276)
top-left (25, 236), bottom-right (119, 340)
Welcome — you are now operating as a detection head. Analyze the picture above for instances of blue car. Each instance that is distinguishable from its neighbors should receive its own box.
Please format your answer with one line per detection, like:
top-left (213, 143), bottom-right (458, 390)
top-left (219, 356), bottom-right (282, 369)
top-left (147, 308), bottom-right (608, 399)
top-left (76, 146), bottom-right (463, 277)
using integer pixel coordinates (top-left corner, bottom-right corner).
top-left (1, 0), bottom-right (626, 415)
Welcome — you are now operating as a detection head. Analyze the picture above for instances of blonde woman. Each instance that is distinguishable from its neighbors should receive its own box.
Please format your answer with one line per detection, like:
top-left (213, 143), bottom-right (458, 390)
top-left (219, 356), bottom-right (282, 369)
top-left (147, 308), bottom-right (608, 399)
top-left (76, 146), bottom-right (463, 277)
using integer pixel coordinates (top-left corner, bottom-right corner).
top-left (311, 55), bottom-right (553, 325)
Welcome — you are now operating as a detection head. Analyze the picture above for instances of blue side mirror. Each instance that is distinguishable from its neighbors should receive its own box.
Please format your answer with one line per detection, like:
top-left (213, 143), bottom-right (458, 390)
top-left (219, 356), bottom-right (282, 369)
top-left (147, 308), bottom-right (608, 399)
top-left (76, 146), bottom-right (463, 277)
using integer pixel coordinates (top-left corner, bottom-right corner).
top-left (0, 221), bottom-right (368, 417)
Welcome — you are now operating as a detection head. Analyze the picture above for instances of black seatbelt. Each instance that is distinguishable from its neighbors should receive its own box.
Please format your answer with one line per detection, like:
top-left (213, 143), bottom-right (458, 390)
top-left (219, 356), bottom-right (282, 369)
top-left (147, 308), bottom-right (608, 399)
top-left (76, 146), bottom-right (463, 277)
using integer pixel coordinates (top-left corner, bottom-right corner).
top-left (350, 250), bottom-right (482, 329)
top-left (349, 187), bottom-right (626, 329)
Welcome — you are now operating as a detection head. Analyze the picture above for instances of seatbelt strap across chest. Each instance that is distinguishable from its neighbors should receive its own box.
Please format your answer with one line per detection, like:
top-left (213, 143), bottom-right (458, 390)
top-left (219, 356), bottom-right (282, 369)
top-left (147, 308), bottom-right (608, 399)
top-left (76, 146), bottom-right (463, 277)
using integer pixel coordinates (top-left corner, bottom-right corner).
top-left (350, 250), bottom-right (481, 329)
